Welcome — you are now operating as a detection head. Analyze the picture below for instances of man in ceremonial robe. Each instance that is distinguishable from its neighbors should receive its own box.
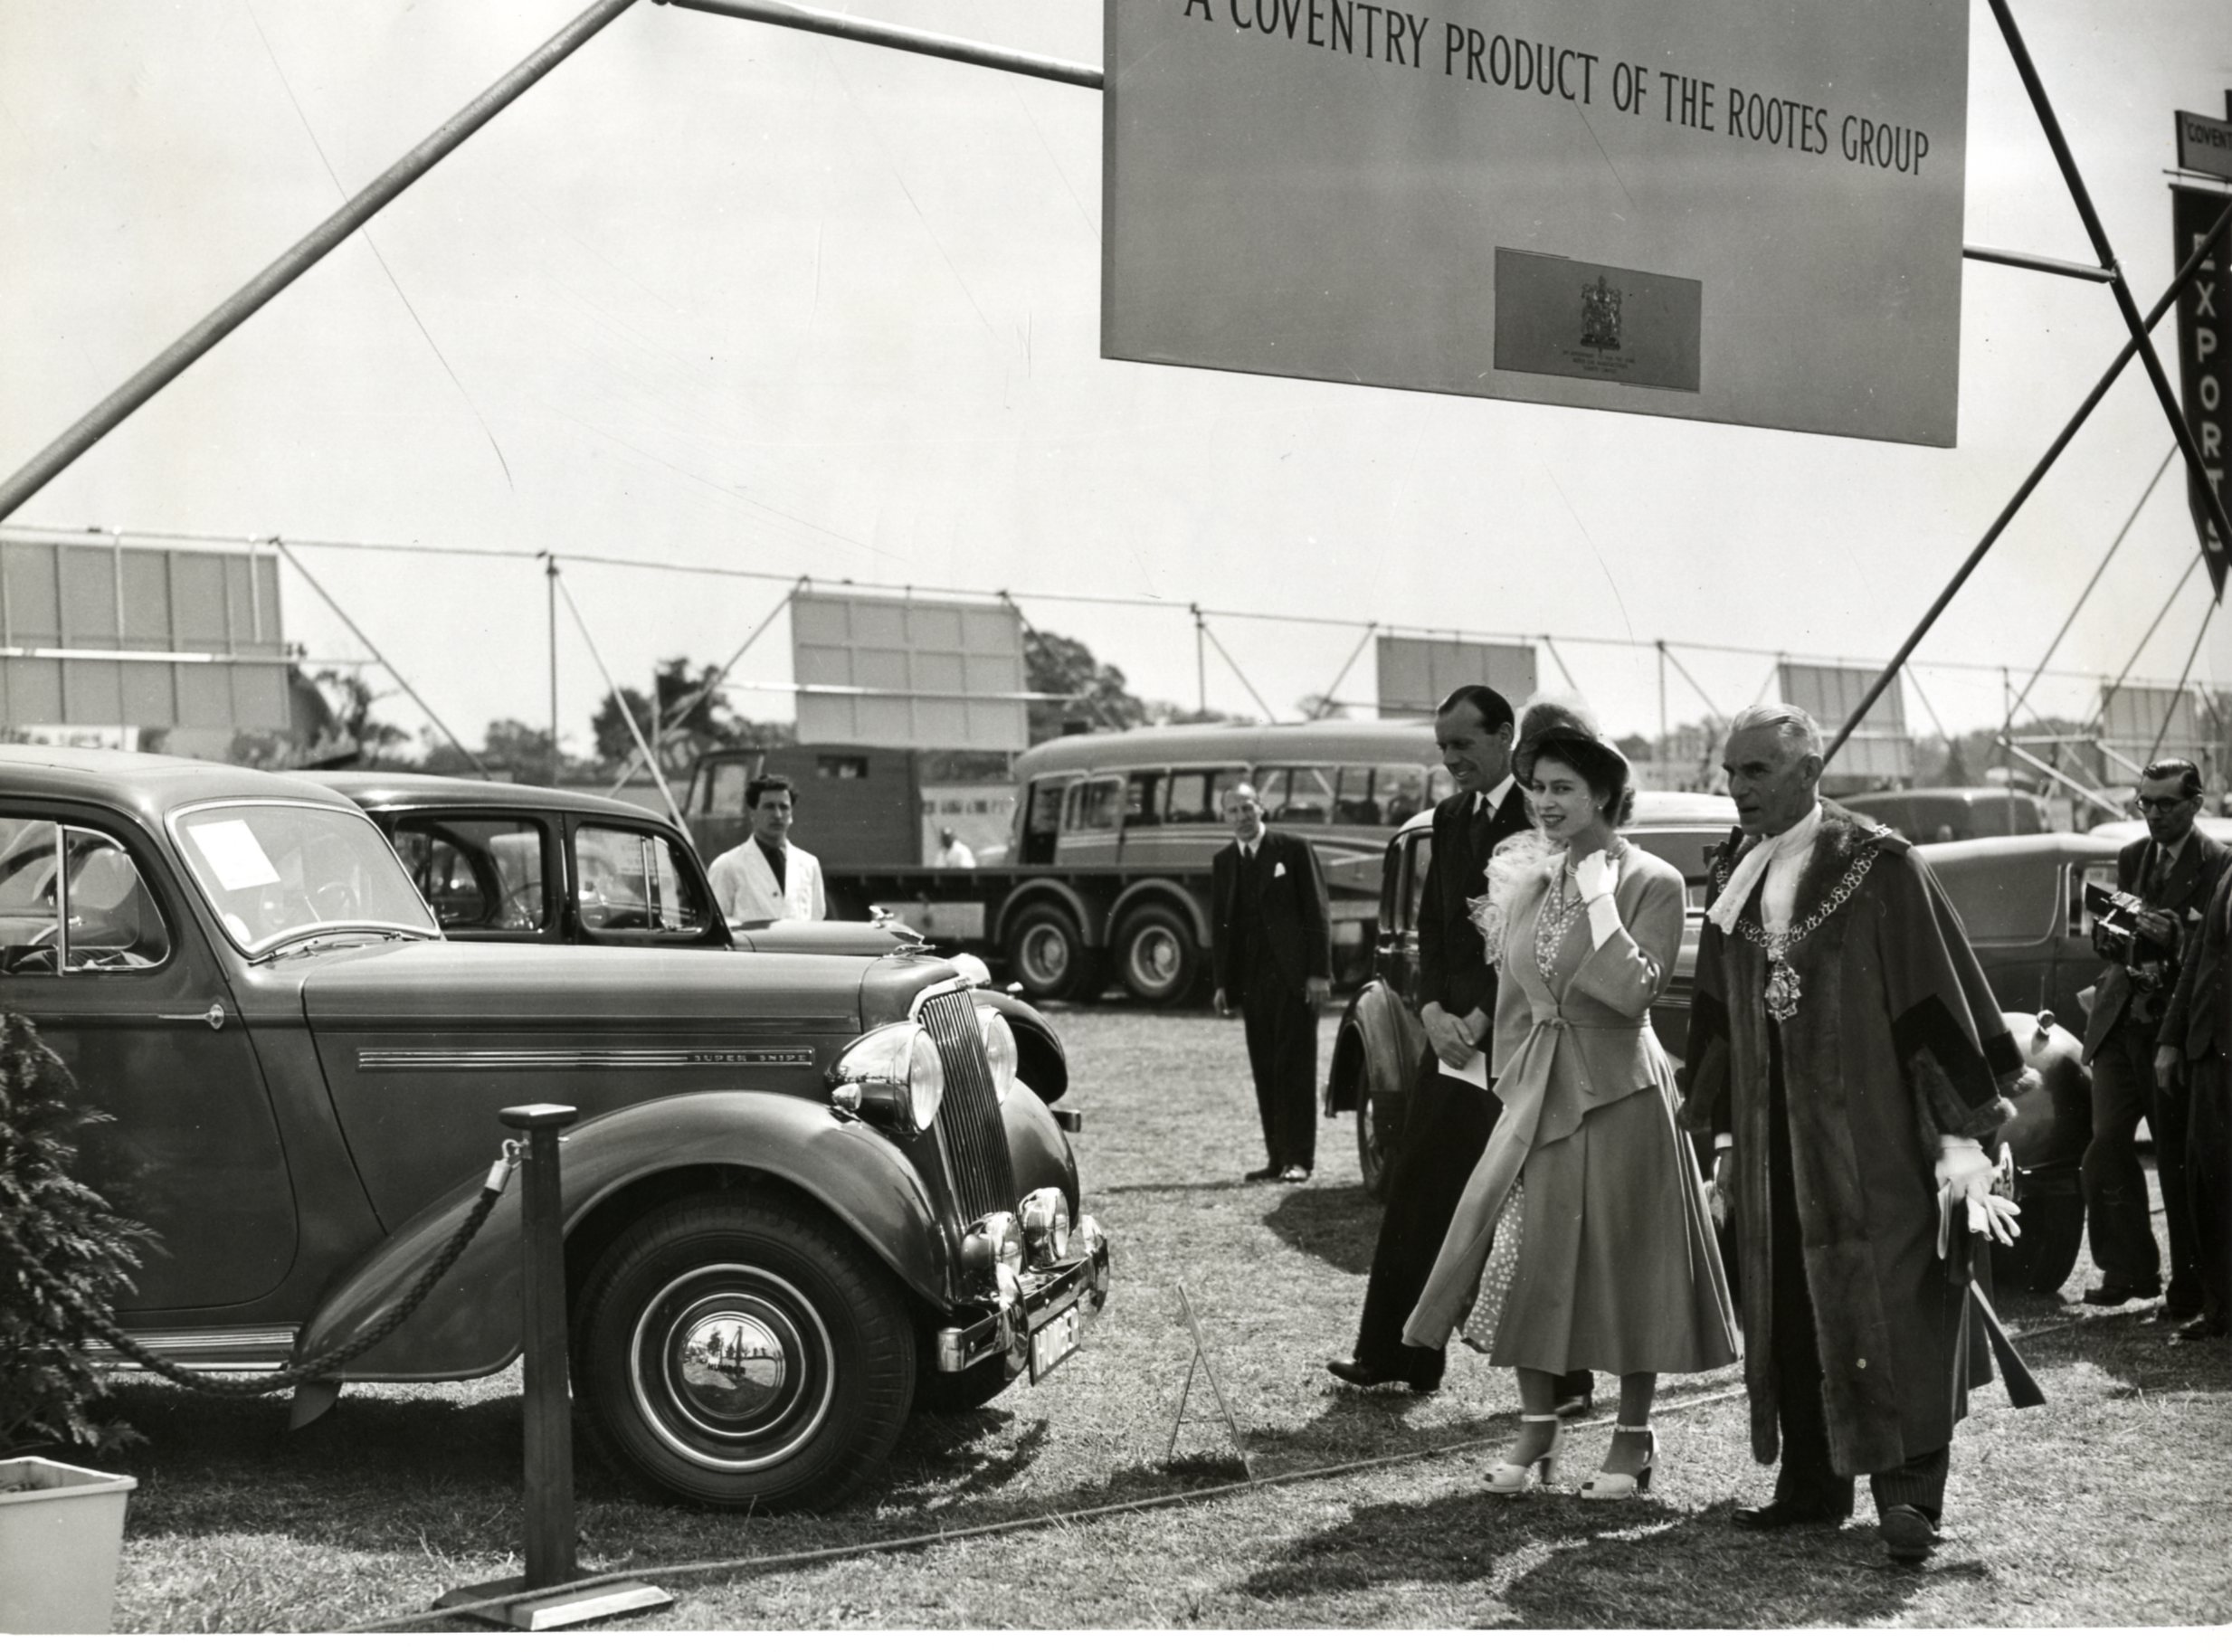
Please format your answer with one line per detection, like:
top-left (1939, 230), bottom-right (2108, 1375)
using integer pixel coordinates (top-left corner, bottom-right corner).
top-left (1683, 705), bottom-right (2028, 1566)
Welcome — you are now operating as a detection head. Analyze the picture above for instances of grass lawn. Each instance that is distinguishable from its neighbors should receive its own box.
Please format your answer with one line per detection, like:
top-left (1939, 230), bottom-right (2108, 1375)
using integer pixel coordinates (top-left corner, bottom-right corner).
top-left (90, 1005), bottom-right (2231, 1630)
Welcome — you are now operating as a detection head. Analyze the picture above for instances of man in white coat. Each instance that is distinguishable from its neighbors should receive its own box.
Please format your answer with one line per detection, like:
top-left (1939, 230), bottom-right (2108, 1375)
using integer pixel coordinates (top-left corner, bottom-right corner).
top-left (708, 774), bottom-right (827, 925)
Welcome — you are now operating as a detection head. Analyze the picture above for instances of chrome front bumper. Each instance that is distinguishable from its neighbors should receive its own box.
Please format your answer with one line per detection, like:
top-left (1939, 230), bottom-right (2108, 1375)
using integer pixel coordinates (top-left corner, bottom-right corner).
top-left (935, 1215), bottom-right (1111, 1374)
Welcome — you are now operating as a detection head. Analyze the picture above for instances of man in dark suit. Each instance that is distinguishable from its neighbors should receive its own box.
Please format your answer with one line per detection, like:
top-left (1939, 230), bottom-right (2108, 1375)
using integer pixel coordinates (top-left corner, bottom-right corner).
top-left (2082, 759), bottom-right (2231, 1318)
top-left (1212, 782), bottom-right (1333, 1182)
top-left (2157, 819), bottom-right (2232, 1341)
top-left (1325, 684), bottom-right (1591, 1408)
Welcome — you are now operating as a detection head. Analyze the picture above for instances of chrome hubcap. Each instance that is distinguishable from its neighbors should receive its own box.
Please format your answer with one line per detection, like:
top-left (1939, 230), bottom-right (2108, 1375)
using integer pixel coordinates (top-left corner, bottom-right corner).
top-left (673, 1310), bottom-right (788, 1425)
top-left (1130, 927), bottom-right (1180, 990)
top-left (631, 1265), bottom-right (834, 1472)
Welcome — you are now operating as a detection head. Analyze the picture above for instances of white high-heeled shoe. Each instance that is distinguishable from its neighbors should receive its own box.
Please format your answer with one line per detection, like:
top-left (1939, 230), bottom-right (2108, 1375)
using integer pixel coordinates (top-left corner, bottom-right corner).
top-left (1485, 1413), bottom-right (1562, 1494)
top-left (1578, 1425), bottom-right (1656, 1501)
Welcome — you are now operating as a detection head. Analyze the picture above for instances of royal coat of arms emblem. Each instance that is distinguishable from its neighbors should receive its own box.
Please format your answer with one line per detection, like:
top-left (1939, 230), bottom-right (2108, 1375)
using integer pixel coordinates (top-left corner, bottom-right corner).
top-left (1580, 274), bottom-right (1622, 351)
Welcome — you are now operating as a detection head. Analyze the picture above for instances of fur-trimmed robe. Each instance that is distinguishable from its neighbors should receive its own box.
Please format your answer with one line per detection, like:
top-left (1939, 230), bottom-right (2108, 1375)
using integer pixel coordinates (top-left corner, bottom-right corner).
top-left (1681, 802), bottom-right (2021, 1477)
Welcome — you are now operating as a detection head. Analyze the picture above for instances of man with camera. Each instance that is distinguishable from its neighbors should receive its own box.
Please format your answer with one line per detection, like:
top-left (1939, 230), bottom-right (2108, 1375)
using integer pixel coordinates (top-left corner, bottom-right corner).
top-left (2081, 759), bottom-right (2228, 1318)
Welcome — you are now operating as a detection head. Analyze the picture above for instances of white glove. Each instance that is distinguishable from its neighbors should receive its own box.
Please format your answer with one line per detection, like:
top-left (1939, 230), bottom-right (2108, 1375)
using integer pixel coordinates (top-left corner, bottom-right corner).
top-left (1575, 851), bottom-right (1622, 946)
top-left (1573, 850), bottom-right (1618, 904)
top-left (1934, 1135), bottom-right (2020, 1254)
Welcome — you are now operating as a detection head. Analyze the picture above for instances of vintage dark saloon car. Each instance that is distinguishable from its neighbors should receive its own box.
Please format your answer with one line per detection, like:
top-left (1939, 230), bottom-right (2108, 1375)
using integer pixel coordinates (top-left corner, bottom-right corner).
top-left (1327, 792), bottom-right (1739, 1193)
top-left (0, 746), bottom-right (1109, 1509)
top-left (314, 770), bottom-right (1068, 1102)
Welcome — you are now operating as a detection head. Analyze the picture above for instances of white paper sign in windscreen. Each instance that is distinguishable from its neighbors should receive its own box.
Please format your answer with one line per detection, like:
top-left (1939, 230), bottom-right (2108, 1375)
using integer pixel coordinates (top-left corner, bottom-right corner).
top-left (1105, 2), bottom-right (1968, 446)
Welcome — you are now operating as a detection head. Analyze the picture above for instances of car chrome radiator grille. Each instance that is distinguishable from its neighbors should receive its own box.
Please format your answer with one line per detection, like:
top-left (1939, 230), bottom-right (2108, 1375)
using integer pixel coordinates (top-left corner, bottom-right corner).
top-left (920, 990), bottom-right (1017, 1220)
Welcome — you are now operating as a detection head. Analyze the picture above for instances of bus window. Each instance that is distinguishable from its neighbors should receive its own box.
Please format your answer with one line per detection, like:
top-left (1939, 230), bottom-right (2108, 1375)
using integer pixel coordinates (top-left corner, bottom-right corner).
top-left (1065, 778), bottom-right (1123, 833)
top-left (1334, 766), bottom-right (1382, 825)
top-left (1125, 772), bottom-right (1164, 829)
top-left (1377, 764), bottom-right (1432, 824)
top-left (1164, 767), bottom-right (1246, 824)
top-left (1263, 766), bottom-right (1334, 824)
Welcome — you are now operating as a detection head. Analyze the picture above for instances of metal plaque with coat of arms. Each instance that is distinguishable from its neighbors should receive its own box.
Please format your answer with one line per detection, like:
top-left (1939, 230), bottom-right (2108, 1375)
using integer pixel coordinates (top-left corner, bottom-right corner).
top-left (1494, 250), bottom-right (1701, 393)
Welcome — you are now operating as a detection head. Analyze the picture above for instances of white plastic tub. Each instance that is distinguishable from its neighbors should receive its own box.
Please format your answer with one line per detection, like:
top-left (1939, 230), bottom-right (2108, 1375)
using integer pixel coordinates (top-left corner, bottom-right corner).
top-left (0, 1456), bottom-right (137, 1633)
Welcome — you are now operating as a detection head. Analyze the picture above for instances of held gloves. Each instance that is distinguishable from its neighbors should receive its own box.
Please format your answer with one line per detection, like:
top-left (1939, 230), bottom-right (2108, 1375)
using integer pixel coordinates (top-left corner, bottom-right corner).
top-left (1935, 1135), bottom-right (2021, 1256)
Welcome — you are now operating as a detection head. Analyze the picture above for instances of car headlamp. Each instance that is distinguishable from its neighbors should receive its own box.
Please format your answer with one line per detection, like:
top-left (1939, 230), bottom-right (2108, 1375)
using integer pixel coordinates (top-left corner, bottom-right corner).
top-left (1019, 1187), bottom-right (1070, 1267)
top-left (828, 1021), bottom-right (945, 1135)
top-left (975, 1004), bottom-right (1019, 1102)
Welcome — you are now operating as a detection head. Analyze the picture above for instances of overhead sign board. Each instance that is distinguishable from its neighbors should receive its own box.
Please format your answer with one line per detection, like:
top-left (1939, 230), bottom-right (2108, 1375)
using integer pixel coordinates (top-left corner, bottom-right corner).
top-left (1106, 1), bottom-right (1969, 446)
top-left (2100, 684), bottom-right (2202, 760)
top-left (0, 536), bottom-right (289, 732)
top-left (790, 592), bottom-right (1028, 752)
top-left (1376, 637), bottom-right (1538, 717)
top-left (2177, 109), bottom-right (2232, 182)
top-left (1778, 661), bottom-right (1911, 783)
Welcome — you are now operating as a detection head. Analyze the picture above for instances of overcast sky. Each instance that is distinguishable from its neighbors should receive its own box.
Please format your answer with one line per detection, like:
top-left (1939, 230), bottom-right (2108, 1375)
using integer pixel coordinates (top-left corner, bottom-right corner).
top-left (3, 0), bottom-right (2230, 758)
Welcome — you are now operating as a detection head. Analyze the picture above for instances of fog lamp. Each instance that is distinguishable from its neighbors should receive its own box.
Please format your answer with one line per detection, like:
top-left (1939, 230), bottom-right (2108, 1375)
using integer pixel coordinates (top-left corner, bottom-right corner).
top-left (962, 1211), bottom-right (1024, 1278)
top-left (1019, 1187), bottom-right (1070, 1267)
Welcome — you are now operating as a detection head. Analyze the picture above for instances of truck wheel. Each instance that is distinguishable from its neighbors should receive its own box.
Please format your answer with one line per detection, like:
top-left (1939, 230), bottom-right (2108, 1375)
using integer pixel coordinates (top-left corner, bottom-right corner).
top-left (1006, 905), bottom-right (1103, 1002)
top-left (1355, 1079), bottom-right (1404, 1203)
top-left (912, 1353), bottom-right (1017, 1414)
top-left (1113, 906), bottom-right (1201, 1006)
top-left (572, 1192), bottom-right (915, 1511)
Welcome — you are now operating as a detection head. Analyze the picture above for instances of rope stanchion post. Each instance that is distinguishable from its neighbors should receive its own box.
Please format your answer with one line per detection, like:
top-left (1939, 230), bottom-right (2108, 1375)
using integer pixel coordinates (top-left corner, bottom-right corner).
top-left (436, 1105), bottom-right (672, 1630)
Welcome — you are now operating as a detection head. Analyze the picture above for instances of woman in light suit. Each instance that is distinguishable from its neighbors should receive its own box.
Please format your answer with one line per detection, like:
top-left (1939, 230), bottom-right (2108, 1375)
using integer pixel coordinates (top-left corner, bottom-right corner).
top-left (1404, 718), bottom-right (1736, 1498)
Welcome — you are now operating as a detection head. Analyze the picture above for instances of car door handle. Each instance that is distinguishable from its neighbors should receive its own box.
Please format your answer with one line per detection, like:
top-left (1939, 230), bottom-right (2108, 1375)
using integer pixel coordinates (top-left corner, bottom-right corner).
top-left (158, 1003), bottom-right (226, 1030)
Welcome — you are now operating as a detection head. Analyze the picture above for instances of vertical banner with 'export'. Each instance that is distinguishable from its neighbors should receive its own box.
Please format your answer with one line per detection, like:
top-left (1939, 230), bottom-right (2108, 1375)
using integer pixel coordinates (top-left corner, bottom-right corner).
top-left (2173, 185), bottom-right (2231, 599)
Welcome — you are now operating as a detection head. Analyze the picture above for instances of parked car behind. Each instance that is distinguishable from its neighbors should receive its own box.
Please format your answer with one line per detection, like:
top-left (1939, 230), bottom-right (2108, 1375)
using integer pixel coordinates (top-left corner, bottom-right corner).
top-left (317, 771), bottom-right (1067, 1102)
top-left (5, 746), bottom-right (1108, 1510)
top-left (1843, 786), bottom-right (2050, 842)
top-left (1326, 791), bottom-right (1738, 1195)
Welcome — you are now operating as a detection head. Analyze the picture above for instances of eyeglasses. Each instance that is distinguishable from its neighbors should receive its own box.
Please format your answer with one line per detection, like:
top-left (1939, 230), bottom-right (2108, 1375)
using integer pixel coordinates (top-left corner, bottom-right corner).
top-left (2136, 795), bottom-right (2194, 814)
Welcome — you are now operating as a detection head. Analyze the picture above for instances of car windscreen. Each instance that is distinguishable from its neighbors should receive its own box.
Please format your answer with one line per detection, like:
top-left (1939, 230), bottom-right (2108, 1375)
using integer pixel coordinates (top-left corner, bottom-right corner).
top-left (172, 802), bottom-right (439, 955)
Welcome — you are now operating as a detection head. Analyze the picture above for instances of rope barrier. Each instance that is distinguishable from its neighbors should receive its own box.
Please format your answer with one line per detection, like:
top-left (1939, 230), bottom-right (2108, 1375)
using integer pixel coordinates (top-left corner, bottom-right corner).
top-left (1, 1144), bottom-right (516, 1397)
top-left (334, 1298), bottom-right (2106, 1634)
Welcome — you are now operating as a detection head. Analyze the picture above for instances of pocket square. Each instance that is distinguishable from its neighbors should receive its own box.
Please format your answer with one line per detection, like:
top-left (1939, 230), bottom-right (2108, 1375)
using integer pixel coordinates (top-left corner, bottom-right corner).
top-left (2190, 908), bottom-right (2206, 925)
top-left (1272, 861), bottom-right (1287, 878)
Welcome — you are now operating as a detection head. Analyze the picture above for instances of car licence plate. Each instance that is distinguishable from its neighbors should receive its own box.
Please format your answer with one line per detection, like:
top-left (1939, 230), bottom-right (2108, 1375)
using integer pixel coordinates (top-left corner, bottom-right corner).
top-left (1028, 1305), bottom-right (1081, 1383)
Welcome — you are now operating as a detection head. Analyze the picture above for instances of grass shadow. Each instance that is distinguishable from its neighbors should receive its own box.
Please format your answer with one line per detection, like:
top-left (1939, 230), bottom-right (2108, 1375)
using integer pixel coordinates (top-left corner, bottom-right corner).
top-left (1258, 1182), bottom-right (1384, 1276)
top-left (1240, 1486), bottom-right (1966, 1628)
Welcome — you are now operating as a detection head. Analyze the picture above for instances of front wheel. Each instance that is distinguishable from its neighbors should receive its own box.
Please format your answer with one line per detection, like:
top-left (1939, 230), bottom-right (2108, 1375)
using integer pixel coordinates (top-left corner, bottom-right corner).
top-left (572, 1192), bottom-right (915, 1510)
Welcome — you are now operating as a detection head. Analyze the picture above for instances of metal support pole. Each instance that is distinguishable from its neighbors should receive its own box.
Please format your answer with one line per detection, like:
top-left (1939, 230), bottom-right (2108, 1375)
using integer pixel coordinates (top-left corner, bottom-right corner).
top-left (605, 576), bottom-right (803, 795)
top-left (2105, 552), bottom-right (2205, 711)
top-left (2010, 446), bottom-right (2179, 721)
top-left (1314, 622), bottom-right (1376, 718)
top-left (437, 1106), bottom-right (670, 1630)
top-left (273, 538), bottom-right (490, 777)
top-left (1820, 192), bottom-right (2232, 766)
top-left (1961, 242), bottom-right (2113, 283)
top-left (1193, 606), bottom-right (1207, 717)
top-left (1200, 620), bottom-right (1278, 724)
top-left (546, 555), bottom-right (561, 787)
top-left (556, 573), bottom-right (688, 826)
top-left (2147, 604), bottom-right (2216, 767)
top-left (1660, 641), bottom-right (1725, 722)
top-left (656, 0), bottom-right (1101, 89)
top-left (1985, 0), bottom-right (2232, 595)
top-left (510, 1104), bottom-right (575, 1589)
top-left (1657, 641), bottom-right (1669, 761)
top-left (0, 0), bottom-right (642, 524)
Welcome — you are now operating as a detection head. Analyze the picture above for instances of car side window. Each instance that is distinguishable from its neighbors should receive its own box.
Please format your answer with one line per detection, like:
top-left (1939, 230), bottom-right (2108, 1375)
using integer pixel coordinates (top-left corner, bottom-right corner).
top-left (576, 824), bottom-right (712, 937)
top-left (0, 815), bottom-right (171, 975)
top-left (1124, 771), bottom-right (1164, 829)
top-left (391, 817), bottom-right (549, 933)
top-left (1064, 778), bottom-right (1123, 833)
